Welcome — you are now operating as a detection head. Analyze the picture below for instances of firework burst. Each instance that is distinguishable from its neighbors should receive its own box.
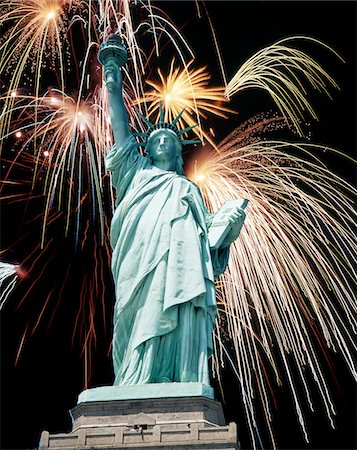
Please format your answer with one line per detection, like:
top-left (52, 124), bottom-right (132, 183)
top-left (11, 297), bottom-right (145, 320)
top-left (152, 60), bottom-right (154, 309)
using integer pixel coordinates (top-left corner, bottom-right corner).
top-left (187, 129), bottom-right (356, 448)
top-left (135, 59), bottom-right (235, 148)
top-left (225, 37), bottom-right (342, 136)
top-left (0, 0), bottom-right (79, 148)
top-left (1, 89), bottom-right (113, 248)
top-left (0, 0), bottom-right (70, 76)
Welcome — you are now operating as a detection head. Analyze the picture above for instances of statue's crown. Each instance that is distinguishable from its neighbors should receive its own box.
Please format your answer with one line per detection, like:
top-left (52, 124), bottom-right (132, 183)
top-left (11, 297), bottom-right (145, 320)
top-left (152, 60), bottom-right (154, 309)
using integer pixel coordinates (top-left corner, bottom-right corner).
top-left (134, 105), bottom-right (201, 148)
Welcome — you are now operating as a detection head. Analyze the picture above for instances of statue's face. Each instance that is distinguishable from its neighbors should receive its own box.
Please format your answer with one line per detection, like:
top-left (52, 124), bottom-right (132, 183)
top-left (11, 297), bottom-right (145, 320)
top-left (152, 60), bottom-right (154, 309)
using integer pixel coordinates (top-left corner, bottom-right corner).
top-left (148, 131), bottom-right (178, 165)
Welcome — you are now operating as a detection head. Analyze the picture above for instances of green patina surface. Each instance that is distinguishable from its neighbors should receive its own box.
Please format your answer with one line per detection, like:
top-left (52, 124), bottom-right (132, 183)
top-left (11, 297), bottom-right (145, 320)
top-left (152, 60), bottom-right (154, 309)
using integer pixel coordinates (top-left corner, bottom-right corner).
top-left (77, 382), bottom-right (215, 403)
top-left (99, 41), bottom-right (246, 391)
top-left (106, 136), bottom-right (231, 386)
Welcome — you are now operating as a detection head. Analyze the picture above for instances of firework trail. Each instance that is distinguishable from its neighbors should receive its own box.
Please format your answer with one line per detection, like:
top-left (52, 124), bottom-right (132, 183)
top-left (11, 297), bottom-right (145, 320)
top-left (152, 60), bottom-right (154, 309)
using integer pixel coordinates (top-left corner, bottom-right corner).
top-left (188, 128), bottom-right (356, 448)
top-left (225, 37), bottom-right (342, 136)
top-left (0, 262), bottom-right (20, 309)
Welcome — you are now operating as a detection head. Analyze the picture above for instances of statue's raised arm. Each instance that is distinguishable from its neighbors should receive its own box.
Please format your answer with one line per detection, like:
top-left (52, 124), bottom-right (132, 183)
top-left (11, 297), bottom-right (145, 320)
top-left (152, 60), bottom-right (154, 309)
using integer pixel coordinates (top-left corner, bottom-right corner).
top-left (98, 35), bottom-right (130, 148)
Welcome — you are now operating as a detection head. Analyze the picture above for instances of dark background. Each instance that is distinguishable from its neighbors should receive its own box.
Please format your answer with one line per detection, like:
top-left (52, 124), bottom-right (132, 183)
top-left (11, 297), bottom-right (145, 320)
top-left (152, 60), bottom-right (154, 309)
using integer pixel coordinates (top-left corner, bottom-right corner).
top-left (1, 2), bottom-right (356, 449)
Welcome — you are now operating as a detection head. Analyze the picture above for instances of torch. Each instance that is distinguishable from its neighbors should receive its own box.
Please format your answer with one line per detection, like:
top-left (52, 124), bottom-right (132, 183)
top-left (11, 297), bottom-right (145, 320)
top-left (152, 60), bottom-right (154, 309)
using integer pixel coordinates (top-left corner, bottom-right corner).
top-left (98, 34), bottom-right (128, 91)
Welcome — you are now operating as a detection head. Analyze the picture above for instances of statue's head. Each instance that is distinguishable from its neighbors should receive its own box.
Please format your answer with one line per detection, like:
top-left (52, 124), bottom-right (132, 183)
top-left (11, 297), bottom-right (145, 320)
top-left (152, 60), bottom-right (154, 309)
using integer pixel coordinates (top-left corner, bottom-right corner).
top-left (136, 106), bottom-right (201, 175)
top-left (146, 129), bottom-right (184, 175)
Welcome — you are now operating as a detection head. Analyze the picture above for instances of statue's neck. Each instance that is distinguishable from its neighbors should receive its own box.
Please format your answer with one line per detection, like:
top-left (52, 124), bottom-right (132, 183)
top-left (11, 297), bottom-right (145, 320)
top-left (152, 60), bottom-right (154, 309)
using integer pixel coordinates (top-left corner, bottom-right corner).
top-left (152, 160), bottom-right (176, 172)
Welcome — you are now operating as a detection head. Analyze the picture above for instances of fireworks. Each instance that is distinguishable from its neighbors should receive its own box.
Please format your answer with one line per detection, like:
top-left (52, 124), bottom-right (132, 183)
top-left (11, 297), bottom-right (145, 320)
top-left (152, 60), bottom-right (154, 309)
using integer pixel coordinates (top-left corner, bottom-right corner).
top-left (0, 0), bottom-right (74, 147)
top-left (1, 90), bottom-right (110, 247)
top-left (135, 59), bottom-right (235, 148)
top-left (1, 2), bottom-right (355, 450)
top-left (0, 0), bottom-right (69, 72)
top-left (0, 262), bottom-right (20, 309)
top-left (188, 131), bottom-right (356, 447)
top-left (225, 37), bottom-right (342, 136)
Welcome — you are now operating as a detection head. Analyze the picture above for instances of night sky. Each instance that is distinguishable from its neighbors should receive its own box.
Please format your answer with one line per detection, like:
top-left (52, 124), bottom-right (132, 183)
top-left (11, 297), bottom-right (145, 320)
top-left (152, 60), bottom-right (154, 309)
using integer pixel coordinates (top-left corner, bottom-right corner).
top-left (1, 2), bottom-right (356, 450)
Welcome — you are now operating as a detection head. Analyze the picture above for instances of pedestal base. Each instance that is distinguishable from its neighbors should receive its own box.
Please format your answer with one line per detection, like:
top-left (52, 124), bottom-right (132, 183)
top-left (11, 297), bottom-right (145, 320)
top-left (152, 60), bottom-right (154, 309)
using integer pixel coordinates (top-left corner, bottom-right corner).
top-left (39, 384), bottom-right (240, 449)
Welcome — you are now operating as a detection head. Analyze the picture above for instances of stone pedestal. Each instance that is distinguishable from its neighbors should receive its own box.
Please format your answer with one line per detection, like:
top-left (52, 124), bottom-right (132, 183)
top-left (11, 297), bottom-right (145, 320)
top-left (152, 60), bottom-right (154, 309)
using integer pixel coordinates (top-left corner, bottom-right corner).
top-left (39, 383), bottom-right (240, 449)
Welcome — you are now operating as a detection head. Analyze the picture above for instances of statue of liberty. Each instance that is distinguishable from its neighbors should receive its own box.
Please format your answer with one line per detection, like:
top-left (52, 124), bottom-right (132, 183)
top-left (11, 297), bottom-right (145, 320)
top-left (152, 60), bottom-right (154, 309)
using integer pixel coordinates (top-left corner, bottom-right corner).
top-left (99, 35), bottom-right (247, 387)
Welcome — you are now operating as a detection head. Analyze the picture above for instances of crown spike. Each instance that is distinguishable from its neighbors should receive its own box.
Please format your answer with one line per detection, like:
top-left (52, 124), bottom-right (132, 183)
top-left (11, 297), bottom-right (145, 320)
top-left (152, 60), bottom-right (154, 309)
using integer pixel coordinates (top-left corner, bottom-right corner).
top-left (171, 108), bottom-right (186, 126)
top-left (132, 107), bottom-right (198, 148)
top-left (159, 103), bottom-right (164, 123)
top-left (181, 139), bottom-right (201, 145)
top-left (178, 125), bottom-right (197, 135)
top-left (136, 110), bottom-right (154, 128)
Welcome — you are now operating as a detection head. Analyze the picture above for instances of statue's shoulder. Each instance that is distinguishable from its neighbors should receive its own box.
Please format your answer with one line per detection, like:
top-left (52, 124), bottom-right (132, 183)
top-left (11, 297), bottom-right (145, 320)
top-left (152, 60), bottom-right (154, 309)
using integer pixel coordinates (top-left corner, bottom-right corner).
top-left (177, 176), bottom-right (205, 201)
top-left (184, 177), bottom-right (202, 193)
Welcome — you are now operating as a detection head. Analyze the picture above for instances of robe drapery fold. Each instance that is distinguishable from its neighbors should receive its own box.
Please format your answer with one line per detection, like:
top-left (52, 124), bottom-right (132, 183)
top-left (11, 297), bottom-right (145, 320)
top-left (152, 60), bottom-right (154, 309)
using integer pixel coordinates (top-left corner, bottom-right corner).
top-left (106, 136), bottom-right (229, 386)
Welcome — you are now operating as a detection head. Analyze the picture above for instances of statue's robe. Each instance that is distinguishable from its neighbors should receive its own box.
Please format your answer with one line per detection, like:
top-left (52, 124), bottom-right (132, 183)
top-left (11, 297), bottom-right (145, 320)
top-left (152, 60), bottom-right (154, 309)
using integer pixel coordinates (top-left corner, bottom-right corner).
top-left (106, 136), bottom-right (229, 385)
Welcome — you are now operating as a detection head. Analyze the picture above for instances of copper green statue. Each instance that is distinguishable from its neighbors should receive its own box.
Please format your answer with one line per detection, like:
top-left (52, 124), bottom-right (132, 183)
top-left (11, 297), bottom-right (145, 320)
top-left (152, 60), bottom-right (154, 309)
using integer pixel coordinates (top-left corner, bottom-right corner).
top-left (99, 35), bottom-right (247, 387)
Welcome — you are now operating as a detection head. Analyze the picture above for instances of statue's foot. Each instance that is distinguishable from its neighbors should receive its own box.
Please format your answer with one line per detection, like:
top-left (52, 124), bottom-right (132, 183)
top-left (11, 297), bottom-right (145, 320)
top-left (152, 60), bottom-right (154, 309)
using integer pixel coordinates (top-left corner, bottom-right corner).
top-left (155, 377), bottom-right (172, 383)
